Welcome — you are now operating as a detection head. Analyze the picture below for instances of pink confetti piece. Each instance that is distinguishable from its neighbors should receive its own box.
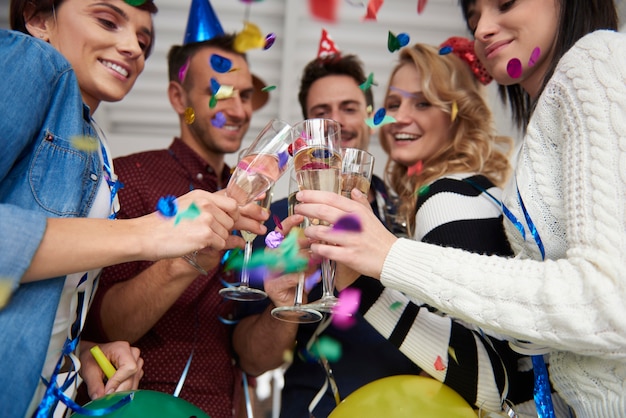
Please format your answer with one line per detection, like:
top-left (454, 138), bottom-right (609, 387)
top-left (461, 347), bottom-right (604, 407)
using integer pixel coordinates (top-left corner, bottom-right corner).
top-left (178, 58), bottom-right (190, 83)
top-left (507, 58), bottom-right (523, 79)
top-left (528, 47), bottom-right (541, 67)
top-left (332, 288), bottom-right (361, 329)
top-left (273, 214), bottom-right (284, 230)
top-left (434, 355), bottom-right (446, 371)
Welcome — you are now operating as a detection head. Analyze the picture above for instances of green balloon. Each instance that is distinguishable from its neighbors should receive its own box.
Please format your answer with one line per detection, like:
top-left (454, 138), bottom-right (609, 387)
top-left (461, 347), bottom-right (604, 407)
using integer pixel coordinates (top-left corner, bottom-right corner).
top-left (72, 390), bottom-right (209, 418)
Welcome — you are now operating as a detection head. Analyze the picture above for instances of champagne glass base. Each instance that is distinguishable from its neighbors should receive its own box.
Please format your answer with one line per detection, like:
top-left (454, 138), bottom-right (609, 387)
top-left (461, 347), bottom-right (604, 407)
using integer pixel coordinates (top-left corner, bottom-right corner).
top-left (306, 296), bottom-right (339, 313)
top-left (271, 305), bottom-right (323, 324)
top-left (219, 286), bottom-right (267, 301)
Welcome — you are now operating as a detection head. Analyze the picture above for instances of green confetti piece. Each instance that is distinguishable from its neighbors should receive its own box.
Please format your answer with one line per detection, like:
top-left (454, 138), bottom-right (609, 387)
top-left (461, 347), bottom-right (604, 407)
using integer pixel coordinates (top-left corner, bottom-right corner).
top-left (389, 301), bottom-right (403, 311)
top-left (209, 95), bottom-right (218, 108)
top-left (359, 73), bottom-right (376, 91)
top-left (311, 336), bottom-right (342, 362)
top-left (124, 0), bottom-right (147, 5)
top-left (365, 114), bottom-right (396, 129)
top-left (174, 202), bottom-right (201, 225)
top-left (261, 85), bottom-right (277, 92)
top-left (417, 185), bottom-right (430, 196)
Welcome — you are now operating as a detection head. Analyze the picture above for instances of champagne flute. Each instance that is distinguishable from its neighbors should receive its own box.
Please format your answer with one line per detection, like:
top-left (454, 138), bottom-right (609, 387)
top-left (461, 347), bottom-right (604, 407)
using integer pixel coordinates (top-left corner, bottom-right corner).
top-left (292, 119), bottom-right (342, 313)
top-left (217, 119), bottom-right (292, 301)
top-left (271, 172), bottom-right (323, 323)
top-left (340, 148), bottom-right (374, 198)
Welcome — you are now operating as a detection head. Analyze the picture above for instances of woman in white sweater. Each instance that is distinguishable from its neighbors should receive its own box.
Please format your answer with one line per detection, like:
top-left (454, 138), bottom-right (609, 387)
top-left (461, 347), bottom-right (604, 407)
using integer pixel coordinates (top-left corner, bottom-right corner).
top-left (294, 0), bottom-right (626, 417)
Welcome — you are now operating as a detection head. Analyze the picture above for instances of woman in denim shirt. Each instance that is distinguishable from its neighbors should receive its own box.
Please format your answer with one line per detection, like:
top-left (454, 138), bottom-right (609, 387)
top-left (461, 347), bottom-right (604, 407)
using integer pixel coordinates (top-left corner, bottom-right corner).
top-left (0, 1), bottom-right (267, 416)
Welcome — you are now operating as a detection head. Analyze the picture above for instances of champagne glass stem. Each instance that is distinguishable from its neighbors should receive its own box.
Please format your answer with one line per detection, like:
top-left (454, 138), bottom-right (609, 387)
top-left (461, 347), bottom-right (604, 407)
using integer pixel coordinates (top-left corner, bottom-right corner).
top-left (239, 239), bottom-right (253, 288)
top-left (320, 258), bottom-right (335, 299)
top-left (293, 273), bottom-right (305, 306)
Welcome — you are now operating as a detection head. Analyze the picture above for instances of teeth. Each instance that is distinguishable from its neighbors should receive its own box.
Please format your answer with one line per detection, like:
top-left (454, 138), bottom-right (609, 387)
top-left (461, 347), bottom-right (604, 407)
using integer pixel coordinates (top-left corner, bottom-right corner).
top-left (223, 125), bottom-right (238, 131)
top-left (101, 60), bottom-right (128, 77)
top-left (394, 133), bottom-right (418, 140)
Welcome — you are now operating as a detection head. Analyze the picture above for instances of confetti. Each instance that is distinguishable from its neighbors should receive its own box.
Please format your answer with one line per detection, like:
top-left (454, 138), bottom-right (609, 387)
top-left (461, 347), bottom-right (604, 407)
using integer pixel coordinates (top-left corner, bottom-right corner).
top-left (124, 0), bottom-right (147, 5)
top-left (265, 230), bottom-right (284, 249)
top-left (528, 47), bottom-right (541, 67)
top-left (407, 160), bottom-right (423, 177)
top-left (209, 96), bottom-right (218, 108)
top-left (174, 202), bottom-right (201, 225)
top-left (448, 347), bottom-right (458, 364)
top-left (156, 195), bottom-right (178, 217)
top-left (365, 114), bottom-right (396, 129)
top-left (211, 112), bottom-right (226, 128)
top-left (332, 214), bottom-right (362, 232)
top-left (359, 72), bottom-right (376, 91)
top-left (507, 58), bottom-right (523, 78)
top-left (311, 336), bottom-right (342, 362)
top-left (389, 301), bottom-right (403, 310)
top-left (273, 214), bottom-right (284, 230)
top-left (417, 185), bottom-right (430, 196)
top-left (387, 31), bottom-right (410, 53)
top-left (374, 108), bottom-right (386, 125)
top-left (363, 0), bottom-right (384, 20)
top-left (261, 85), bottom-right (277, 92)
top-left (184, 107), bottom-right (195, 124)
top-left (417, 0), bottom-right (428, 14)
top-left (178, 58), bottom-right (190, 83)
top-left (0, 278), bottom-right (13, 309)
top-left (277, 150), bottom-right (290, 170)
top-left (438, 45), bottom-right (453, 55)
top-left (210, 78), bottom-right (221, 95)
top-left (234, 21), bottom-right (266, 53)
top-left (434, 355), bottom-right (446, 371)
top-left (210, 54), bottom-right (232, 73)
top-left (332, 288), bottom-right (361, 329)
top-left (309, 0), bottom-right (340, 23)
top-left (215, 85), bottom-right (235, 100)
top-left (451, 101), bottom-right (458, 122)
top-left (264, 33), bottom-right (276, 50)
top-left (71, 135), bottom-right (99, 152)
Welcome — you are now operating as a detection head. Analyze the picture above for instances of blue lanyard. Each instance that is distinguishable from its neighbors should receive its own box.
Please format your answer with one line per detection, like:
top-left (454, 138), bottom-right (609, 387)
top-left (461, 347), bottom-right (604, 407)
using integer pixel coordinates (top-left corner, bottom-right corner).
top-left (464, 177), bottom-right (553, 417)
top-left (100, 142), bottom-right (122, 220)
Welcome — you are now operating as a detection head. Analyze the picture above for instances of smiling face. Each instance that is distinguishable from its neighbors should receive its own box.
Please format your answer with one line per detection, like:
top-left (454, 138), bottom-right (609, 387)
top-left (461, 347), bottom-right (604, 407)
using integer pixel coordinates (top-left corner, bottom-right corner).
top-left (465, 0), bottom-right (560, 98)
top-left (175, 46), bottom-right (253, 163)
top-left (381, 64), bottom-right (451, 167)
top-left (29, 0), bottom-right (153, 112)
top-left (306, 74), bottom-right (371, 151)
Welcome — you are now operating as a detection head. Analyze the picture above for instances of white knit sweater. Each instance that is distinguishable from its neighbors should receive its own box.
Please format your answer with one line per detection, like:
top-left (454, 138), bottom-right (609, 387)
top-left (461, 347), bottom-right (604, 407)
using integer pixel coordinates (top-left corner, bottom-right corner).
top-left (381, 30), bottom-right (626, 418)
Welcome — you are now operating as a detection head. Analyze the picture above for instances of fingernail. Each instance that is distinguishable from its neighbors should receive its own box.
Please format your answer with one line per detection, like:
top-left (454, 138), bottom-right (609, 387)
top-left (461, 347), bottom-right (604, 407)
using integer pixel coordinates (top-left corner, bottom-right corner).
top-left (352, 188), bottom-right (363, 198)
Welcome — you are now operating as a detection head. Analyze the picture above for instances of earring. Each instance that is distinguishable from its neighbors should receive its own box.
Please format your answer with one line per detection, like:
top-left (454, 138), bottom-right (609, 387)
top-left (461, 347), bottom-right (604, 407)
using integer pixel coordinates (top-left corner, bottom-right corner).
top-left (184, 107), bottom-right (195, 125)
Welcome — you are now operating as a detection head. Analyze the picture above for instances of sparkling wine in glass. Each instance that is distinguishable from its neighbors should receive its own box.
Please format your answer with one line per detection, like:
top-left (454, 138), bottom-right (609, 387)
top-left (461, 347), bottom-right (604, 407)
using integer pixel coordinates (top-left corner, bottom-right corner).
top-left (271, 173), bottom-right (323, 324)
top-left (219, 119), bottom-right (292, 301)
top-left (340, 148), bottom-right (374, 199)
top-left (292, 119), bottom-right (342, 312)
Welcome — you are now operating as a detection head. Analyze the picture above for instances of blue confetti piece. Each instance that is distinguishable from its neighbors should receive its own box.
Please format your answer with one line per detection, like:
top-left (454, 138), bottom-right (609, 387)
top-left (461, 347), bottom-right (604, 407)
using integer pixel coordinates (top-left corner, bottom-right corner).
top-left (211, 111), bottom-right (226, 128)
top-left (210, 54), bottom-right (232, 73)
top-left (397, 33), bottom-right (410, 47)
top-left (156, 195), bottom-right (178, 217)
top-left (264, 33), bottom-right (276, 50)
top-left (278, 150), bottom-right (289, 170)
top-left (373, 108), bottom-right (386, 125)
top-left (210, 78), bottom-right (221, 95)
top-left (439, 45), bottom-right (453, 55)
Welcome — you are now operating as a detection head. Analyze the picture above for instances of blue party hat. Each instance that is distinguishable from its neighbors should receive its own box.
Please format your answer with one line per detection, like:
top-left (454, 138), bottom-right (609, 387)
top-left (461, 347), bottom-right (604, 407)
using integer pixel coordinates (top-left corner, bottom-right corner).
top-left (183, 0), bottom-right (225, 45)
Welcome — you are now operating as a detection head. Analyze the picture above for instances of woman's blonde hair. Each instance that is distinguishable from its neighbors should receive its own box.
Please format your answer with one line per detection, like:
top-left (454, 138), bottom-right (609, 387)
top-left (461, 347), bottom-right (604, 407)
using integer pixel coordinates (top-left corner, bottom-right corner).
top-left (380, 43), bottom-right (512, 236)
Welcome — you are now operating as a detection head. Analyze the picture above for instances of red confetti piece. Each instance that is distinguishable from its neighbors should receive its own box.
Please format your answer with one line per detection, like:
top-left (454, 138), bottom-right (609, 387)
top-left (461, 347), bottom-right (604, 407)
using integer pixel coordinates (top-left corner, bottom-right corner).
top-left (363, 0), bottom-right (384, 21)
top-left (507, 58), bottom-right (523, 78)
top-left (417, 0), bottom-right (428, 14)
top-left (434, 355), bottom-right (446, 371)
top-left (407, 160), bottom-right (423, 176)
top-left (273, 214), bottom-right (283, 230)
top-left (309, 0), bottom-right (340, 23)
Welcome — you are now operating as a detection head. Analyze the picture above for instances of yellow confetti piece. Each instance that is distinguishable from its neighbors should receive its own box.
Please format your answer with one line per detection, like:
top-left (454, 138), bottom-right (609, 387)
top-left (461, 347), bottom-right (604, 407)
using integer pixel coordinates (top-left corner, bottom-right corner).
top-left (184, 107), bottom-right (195, 125)
top-left (451, 101), bottom-right (458, 122)
top-left (214, 85), bottom-right (235, 100)
top-left (448, 346), bottom-right (458, 364)
top-left (283, 349), bottom-right (294, 364)
top-left (71, 135), bottom-right (99, 152)
top-left (0, 278), bottom-right (13, 309)
top-left (234, 21), bottom-right (266, 54)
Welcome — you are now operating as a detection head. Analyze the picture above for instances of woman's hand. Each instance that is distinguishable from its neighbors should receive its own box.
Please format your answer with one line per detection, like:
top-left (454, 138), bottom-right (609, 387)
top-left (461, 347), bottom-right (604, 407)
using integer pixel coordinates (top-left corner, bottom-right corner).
top-left (295, 189), bottom-right (398, 280)
top-left (79, 340), bottom-right (143, 400)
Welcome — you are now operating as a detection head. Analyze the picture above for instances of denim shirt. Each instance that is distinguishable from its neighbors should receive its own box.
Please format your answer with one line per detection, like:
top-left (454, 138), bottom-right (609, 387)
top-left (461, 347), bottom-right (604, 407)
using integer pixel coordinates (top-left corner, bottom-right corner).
top-left (0, 30), bottom-right (102, 417)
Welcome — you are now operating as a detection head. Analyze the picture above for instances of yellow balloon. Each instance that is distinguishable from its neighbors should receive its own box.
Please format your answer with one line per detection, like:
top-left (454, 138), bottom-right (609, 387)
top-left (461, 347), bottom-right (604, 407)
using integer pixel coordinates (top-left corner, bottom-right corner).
top-left (329, 375), bottom-right (478, 418)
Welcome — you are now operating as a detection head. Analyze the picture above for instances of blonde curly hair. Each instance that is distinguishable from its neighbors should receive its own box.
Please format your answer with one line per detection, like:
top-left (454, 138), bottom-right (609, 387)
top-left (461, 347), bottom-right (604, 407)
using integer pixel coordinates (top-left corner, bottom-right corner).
top-left (380, 43), bottom-right (513, 236)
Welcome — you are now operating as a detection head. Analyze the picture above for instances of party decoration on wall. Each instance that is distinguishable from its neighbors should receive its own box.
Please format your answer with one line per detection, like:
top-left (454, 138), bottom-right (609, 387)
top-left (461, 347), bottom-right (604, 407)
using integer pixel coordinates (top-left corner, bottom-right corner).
top-left (439, 36), bottom-right (493, 85)
top-left (156, 195), bottom-right (178, 218)
top-left (0, 278), bottom-right (12, 309)
top-left (308, 0), bottom-right (341, 22)
top-left (507, 58), bottom-right (523, 78)
top-left (359, 72), bottom-right (377, 91)
top-left (183, 0), bottom-right (225, 45)
top-left (70, 135), bottom-right (99, 153)
top-left (363, 0), bottom-right (384, 20)
top-left (528, 47), bottom-right (541, 67)
top-left (317, 29), bottom-right (341, 61)
top-left (328, 375), bottom-right (478, 418)
top-left (72, 390), bottom-right (210, 418)
top-left (387, 31), bottom-right (410, 53)
top-left (417, 0), bottom-right (428, 14)
top-left (210, 54), bottom-right (232, 73)
top-left (234, 21), bottom-right (266, 53)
